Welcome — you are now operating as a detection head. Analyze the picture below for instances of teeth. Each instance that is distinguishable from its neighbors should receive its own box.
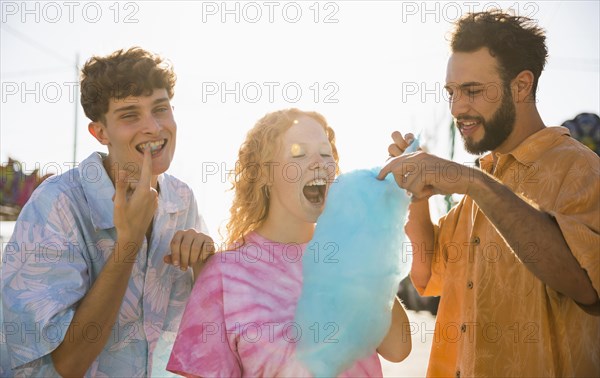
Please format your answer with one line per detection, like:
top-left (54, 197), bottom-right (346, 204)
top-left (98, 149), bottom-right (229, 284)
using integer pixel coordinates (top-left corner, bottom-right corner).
top-left (306, 178), bottom-right (326, 186)
top-left (137, 140), bottom-right (165, 152)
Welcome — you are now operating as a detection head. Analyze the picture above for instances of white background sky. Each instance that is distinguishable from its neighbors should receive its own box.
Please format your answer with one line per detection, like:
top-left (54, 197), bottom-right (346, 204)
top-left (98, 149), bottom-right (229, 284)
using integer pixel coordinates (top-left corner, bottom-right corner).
top-left (1, 0), bottom-right (599, 238)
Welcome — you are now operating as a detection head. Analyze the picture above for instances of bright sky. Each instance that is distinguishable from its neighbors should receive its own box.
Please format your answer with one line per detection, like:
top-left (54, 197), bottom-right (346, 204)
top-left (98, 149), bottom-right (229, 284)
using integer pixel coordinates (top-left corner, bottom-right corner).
top-left (1, 0), bottom-right (599, 237)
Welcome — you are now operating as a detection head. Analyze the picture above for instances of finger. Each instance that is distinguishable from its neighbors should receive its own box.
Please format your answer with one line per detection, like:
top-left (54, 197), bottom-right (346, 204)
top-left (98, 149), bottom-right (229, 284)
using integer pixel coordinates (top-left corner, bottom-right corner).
top-left (378, 154), bottom-right (416, 181)
top-left (178, 234), bottom-right (194, 271)
top-left (205, 241), bottom-right (216, 260)
top-left (388, 144), bottom-right (404, 157)
top-left (402, 170), bottom-right (422, 190)
top-left (392, 169), bottom-right (411, 189)
top-left (377, 159), bottom-right (394, 180)
top-left (402, 167), bottom-right (435, 199)
top-left (138, 146), bottom-right (153, 189)
top-left (391, 131), bottom-right (409, 151)
top-left (114, 170), bottom-right (128, 206)
top-left (199, 239), bottom-right (216, 263)
top-left (187, 237), bottom-right (203, 266)
top-left (391, 164), bottom-right (420, 190)
top-left (169, 232), bottom-right (183, 267)
top-left (127, 181), bottom-right (138, 201)
top-left (404, 133), bottom-right (415, 147)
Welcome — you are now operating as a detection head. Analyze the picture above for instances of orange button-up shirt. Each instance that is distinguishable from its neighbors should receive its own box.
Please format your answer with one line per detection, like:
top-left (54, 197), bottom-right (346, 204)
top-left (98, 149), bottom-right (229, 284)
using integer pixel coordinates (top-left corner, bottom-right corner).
top-left (415, 127), bottom-right (600, 377)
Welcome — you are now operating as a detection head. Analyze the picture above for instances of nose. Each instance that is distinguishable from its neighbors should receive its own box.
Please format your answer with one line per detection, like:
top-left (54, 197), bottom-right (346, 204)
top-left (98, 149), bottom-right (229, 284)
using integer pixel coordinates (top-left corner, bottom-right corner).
top-left (309, 153), bottom-right (326, 170)
top-left (141, 113), bottom-right (162, 135)
top-left (449, 91), bottom-right (470, 119)
top-left (309, 153), bottom-right (337, 180)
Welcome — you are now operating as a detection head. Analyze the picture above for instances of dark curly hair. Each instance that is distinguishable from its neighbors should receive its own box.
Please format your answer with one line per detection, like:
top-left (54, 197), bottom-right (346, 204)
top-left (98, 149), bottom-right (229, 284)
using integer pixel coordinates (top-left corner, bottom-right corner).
top-left (80, 47), bottom-right (176, 122)
top-left (450, 10), bottom-right (548, 99)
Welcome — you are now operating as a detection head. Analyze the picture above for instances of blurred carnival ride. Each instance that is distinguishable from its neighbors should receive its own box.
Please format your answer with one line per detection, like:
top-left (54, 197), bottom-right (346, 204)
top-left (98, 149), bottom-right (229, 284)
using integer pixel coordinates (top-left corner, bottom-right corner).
top-left (562, 112), bottom-right (600, 156)
top-left (0, 158), bottom-right (52, 221)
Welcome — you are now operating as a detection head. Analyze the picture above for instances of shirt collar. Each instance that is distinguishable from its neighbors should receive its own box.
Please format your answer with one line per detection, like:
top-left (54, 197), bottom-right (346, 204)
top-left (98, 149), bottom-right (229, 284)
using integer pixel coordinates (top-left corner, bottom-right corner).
top-left (79, 152), bottom-right (115, 231)
top-left (479, 126), bottom-right (571, 173)
top-left (79, 152), bottom-right (187, 231)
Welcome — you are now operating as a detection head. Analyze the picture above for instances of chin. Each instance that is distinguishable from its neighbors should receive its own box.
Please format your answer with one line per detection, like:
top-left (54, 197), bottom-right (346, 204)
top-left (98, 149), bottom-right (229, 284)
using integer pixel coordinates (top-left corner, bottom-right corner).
top-left (307, 214), bottom-right (320, 223)
top-left (306, 207), bottom-right (325, 223)
top-left (152, 163), bottom-right (171, 176)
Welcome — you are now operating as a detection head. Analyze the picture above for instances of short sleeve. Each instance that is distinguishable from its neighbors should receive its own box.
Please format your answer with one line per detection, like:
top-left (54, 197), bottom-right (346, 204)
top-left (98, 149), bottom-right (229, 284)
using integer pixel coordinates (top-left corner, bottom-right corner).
top-left (1, 220), bottom-right (89, 371)
top-left (546, 159), bottom-right (600, 310)
top-left (167, 257), bottom-right (241, 377)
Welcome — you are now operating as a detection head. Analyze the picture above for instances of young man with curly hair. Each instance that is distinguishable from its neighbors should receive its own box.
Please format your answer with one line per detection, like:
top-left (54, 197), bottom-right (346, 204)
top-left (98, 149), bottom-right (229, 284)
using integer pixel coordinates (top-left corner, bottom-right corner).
top-left (1, 47), bottom-right (214, 377)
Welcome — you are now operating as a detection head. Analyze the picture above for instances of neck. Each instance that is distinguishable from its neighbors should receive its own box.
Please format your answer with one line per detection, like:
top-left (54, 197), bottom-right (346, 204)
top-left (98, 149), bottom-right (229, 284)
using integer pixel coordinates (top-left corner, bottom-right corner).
top-left (255, 215), bottom-right (315, 245)
top-left (492, 105), bottom-right (545, 159)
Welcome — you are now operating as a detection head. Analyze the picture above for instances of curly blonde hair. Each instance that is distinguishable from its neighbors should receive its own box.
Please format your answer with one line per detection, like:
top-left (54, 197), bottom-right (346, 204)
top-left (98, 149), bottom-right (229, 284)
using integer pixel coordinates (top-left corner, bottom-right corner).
top-left (224, 108), bottom-right (339, 247)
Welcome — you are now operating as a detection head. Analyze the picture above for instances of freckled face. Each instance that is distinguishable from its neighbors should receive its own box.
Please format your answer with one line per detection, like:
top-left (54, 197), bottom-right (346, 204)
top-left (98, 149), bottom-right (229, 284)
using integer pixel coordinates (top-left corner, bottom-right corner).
top-left (267, 116), bottom-right (336, 225)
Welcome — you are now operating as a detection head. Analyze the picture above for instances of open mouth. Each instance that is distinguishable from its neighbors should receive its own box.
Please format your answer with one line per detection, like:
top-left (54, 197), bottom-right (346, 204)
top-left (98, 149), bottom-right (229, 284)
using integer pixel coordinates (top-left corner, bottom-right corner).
top-left (303, 178), bottom-right (327, 205)
top-left (458, 119), bottom-right (482, 137)
top-left (136, 139), bottom-right (166, 156)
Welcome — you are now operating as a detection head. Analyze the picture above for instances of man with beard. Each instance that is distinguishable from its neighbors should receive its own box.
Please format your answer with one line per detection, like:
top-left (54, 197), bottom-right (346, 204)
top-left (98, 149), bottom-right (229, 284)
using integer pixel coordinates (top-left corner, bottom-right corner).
top-left (379, 10), bottom-right (599, 377)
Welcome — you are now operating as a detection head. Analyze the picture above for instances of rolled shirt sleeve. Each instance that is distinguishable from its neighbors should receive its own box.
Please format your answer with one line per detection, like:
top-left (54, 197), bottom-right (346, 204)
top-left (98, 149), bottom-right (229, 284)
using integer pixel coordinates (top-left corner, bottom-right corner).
top-left (546, 154), bottom-right (600, 311)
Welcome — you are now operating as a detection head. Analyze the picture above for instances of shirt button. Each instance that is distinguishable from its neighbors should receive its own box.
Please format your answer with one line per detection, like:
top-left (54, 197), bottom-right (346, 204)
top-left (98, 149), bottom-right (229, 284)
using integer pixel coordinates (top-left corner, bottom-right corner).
top-left (467, 280), bottom-right (473, 289)
top-left (455, 370), bottom-right (461, 378)
top-left (461, 323), bottom-right (467, 333)
top-left (472, 236), bottom-right (480, 245)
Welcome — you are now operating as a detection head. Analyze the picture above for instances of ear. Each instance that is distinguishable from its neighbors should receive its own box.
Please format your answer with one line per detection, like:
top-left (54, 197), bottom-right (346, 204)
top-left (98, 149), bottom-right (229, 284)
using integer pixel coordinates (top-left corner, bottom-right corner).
top-left (512, 70), bottom-right (535, 103)
top-left (88, 121), bottom-right (110, 145)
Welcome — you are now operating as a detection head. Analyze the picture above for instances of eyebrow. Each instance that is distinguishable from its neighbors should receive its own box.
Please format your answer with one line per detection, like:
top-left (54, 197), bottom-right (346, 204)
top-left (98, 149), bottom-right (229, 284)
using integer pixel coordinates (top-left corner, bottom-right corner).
top-left (113, 97), bottom-right (170, 113)
top-left (290, 142), bottom-right (331, 147)
top-left (444, 82), bottom-right (485, 91)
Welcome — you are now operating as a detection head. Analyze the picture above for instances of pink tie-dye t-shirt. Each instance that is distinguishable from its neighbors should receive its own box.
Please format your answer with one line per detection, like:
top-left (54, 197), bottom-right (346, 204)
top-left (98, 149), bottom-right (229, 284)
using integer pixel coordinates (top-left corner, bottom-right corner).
top-left (167, 231), bottom-right (382, 377)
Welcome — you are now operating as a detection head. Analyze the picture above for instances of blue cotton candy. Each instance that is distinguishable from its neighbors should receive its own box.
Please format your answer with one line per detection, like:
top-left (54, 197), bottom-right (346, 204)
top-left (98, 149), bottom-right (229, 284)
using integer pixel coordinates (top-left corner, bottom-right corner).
top-left (295, 166), bottom-right (413, 376)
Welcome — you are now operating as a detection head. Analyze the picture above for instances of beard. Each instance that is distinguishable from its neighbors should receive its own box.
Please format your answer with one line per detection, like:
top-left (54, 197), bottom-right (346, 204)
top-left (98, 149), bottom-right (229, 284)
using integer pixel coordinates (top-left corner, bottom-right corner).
top-left (461, 85), bottom-right (516, 155)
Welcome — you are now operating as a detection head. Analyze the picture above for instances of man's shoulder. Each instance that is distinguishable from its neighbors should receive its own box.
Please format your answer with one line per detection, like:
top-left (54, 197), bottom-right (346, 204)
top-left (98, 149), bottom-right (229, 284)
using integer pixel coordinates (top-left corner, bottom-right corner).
top-left (532, 130), bottom-right (599, 177)
top-left (551, 131), bottom-right (599, 162)
top-left (26, 167), bottom-right (83, 208)
top-left (11, 168), bottom-right (84, 229)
